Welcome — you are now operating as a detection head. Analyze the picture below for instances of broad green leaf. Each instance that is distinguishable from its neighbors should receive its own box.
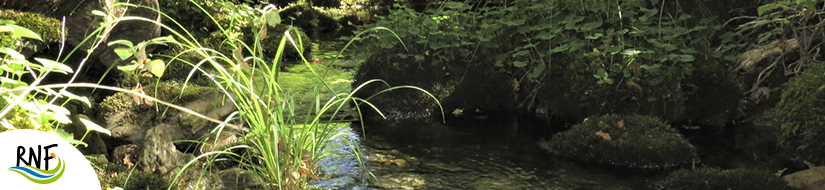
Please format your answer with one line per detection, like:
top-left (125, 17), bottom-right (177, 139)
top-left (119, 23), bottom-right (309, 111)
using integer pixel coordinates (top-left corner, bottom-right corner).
top-left (676, 14), bottom-right (693, 21)
top-left (580, 21), bottom-right (602, 31)
top-left (149, 35), bottom-right (177, 45)
top-left (513, 61), bottom-right (528, 68)
top-left (679, 48), bottom-right (697, 54)
top-left (0, 25), bottom-right (12, 33)
top-left (757, 4), bottom-right (776, 16)
top-left (264, 11), bottom-right (281, 27)
top-left (674, 54), bottom-right (694, 62)
top-left (18, 101), bottom-right (41, 112)
top-left (604, 45), bottom-right (623, 54)
top-left (409, 26), bottom-right (421, 35)
top-left (107, 40), bottom-right (134, 48)
top-left (512, 50), bottom-right (530, 57)
top-left (59, 89), bottom-right (91, 107)
top-left (117, 63), bottom-right (140, 72)
top-left (414, 55), bottom-right (424, 62)
top-left (51, 112), bottom-right (72, 124)
top-left (0, 47), bottom-right (25, 60)
top-left (550, 44), bottom-right (570, 53)
top-left (585, 33), bottom-right (603, 40)
top-left (649, 77), bottom-right (663, 86)
top-left (44, 103), bottom-right (71, 116)
top-left (146, 59), bottom-right (165, 78)
top-left (113, 47), bottom-right (133, 60)
top-left (9, 25), bottom-right (42, 41)
top-left (34, 58), bottom-right (73, 74)
top-left (528, 63), bottom-right (545, 79)
top-left (640, 64), bottom-right (662, 73)
top-left (0, 19), bottom-right (14, 25)
top-left (621, 49), bottom-right (643, 56)
top-left (80, 117), bottom-right (111, 136)
top-left (54, 128), bottom-right (87, 147)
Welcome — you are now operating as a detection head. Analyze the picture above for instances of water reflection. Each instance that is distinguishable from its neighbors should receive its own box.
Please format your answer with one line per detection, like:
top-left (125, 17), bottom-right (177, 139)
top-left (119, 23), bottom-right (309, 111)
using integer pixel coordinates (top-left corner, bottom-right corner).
top-left (359, 116), bottom-right (661, 190)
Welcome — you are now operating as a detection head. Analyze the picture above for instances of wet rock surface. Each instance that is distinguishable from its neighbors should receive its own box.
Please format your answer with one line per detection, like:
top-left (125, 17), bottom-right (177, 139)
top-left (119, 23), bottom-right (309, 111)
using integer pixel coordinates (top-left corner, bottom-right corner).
top-left (784, 166), bottom-right (825, 190)
top-left (656, 168), bottom-right (794, 190)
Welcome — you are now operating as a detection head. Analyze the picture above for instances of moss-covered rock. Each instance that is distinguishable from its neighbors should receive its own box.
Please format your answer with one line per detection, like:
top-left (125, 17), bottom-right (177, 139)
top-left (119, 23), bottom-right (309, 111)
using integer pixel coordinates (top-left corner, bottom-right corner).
top-left (99, 82), bottom-right (222, 142)
top-left (110, 170), bottom-right (168, 190)
top-left (154, 46), bottom-right (214, 86)
top-left (655, 168), bottom-right (794, 190)
top-left (776, 63), bottom-right (825, 164)
top-left (0, 9), bottom-right (62, 54)
top-left (0, 10), bottom-right (61, 45)
top-left (540, 114), bottom-right (696, 169)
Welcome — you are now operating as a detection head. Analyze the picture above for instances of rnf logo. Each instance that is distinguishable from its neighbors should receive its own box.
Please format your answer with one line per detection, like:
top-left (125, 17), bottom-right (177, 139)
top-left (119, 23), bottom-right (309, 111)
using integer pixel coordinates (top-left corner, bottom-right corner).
top-left (9, 143), bottom-right (65, 184)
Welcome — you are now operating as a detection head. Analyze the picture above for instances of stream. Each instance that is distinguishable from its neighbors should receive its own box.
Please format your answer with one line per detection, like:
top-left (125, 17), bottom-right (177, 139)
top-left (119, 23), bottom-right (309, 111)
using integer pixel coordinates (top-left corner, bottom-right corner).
top-left (313, 115), bottom-right (670, 190)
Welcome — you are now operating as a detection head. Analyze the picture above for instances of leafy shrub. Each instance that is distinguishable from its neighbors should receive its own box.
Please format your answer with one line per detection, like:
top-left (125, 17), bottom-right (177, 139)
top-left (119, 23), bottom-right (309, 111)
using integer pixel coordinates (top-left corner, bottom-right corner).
top-left (351, 0), bottom-right (732, 120)
top-left (655, 168), bottom-right (794, 190)
top-left (0, 19), bottom-right (108, 146)
top-left (540, 114), bottom-right (696, 169)
top-left (776, 63), bottom-right (825, 164)
top-left (356, 0), bottom-right (728, 83)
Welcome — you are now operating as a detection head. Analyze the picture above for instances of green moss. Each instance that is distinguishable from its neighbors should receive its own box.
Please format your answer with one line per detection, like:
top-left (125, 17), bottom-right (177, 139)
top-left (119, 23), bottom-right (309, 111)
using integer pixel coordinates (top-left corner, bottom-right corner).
top-left (111, 170), bottom-right (168, 190)
top-left (143, 82), bottom-right (215, 103)
top-left (99, 82), bottom-right (215, 127)
top-left (155, 46), bottom-right (215, 86)
top-left (263, 63), bottom-right (352, 118)
top-left (655, 168), bottom-right (794, 190)
top-left (541, 114), bottom-right (696, 169)
top-left (0, 10), bottom-right (61, 45)
top-left (776, 63), bottom-right (825, 164)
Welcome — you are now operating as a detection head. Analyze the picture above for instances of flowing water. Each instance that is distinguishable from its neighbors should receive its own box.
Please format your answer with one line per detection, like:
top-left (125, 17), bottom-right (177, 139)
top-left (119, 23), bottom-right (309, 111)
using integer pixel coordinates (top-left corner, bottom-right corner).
top-left (313, 115), bottom-right (669, 190)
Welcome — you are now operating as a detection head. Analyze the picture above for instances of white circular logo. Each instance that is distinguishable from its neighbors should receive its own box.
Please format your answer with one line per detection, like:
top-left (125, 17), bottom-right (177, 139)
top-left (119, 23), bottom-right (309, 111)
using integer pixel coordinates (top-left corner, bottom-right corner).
top-left (0, 129), bottom-right (101, 189)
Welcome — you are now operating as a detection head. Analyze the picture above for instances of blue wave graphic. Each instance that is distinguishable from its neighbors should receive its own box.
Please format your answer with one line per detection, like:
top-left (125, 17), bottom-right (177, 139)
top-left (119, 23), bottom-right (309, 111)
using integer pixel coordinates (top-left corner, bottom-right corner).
top-left (9, 166), bottom-right (55, 179)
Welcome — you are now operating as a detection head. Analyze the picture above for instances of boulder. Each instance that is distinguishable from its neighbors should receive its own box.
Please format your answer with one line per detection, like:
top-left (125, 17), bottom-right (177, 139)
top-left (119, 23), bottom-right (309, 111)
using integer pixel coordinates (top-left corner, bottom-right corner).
top-left (0, 10), bottom-right (62, 56)
top-left (111, 144), bottom-right (139, 169)
top-left (0, 0), bottom-right (161, 67)
top-left (219, 167), bottom-right (264, 190)
top-left (541, 114), bottom-right (696, 169)
top-left (139, 123), bottom-right (187, 177)
top-left (99, 83), bottom-right (236, 143)
top-left (784, 166), bottom-right (825, 190)
top-left (657, 168), bottom-right (794, 190)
